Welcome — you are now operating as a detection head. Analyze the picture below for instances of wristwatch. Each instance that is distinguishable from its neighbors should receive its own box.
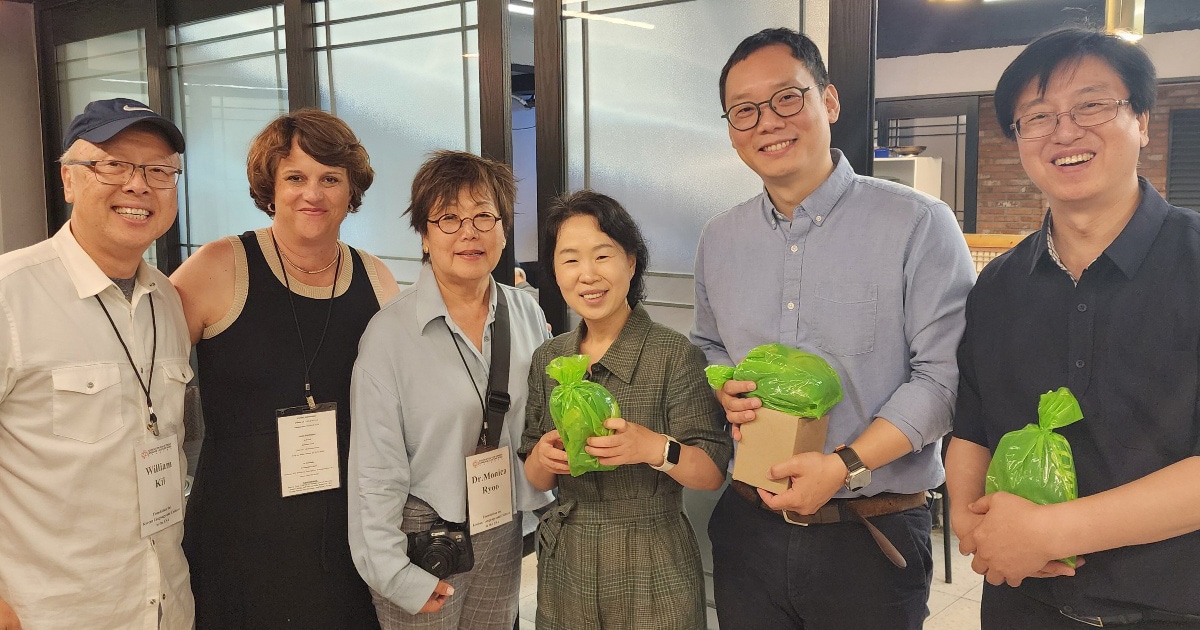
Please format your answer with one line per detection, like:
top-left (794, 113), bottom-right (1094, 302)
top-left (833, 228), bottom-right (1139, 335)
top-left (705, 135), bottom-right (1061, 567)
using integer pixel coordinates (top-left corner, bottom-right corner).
top-left (834, 445), bottom-right (872, 492)
top-left (650, 435), bottom-right (681, 472)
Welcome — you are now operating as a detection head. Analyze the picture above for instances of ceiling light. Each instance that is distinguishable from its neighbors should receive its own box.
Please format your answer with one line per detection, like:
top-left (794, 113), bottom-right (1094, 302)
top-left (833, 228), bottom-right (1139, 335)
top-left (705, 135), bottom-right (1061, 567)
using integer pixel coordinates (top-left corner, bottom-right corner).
top-left (1106, 0), bottom-right (1144, 42)
top-left (561, 10), bottom-right (654, 29)
top-left (508, 2), bottom-right (654, 29)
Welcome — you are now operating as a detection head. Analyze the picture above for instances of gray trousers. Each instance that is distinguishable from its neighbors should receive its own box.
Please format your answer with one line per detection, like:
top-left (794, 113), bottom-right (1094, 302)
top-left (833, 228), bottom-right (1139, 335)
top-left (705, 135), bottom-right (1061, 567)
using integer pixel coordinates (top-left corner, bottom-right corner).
top-left (372, 497), bottom-right (522, 630)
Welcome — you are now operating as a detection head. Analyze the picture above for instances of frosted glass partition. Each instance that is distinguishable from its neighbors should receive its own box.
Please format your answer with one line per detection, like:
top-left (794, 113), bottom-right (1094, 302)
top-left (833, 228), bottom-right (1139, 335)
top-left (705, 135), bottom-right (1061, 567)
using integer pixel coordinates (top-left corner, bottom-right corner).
top-left (168, 6), bottom-right (288, 259)
top-left (57, 30), bottom-right (149, 121)
top-left (316, 0), bottom-right (480, 287)
top-left (563, 0), bottom-right (800, 334)
top-left (57, 30), bottom-right (152, 263)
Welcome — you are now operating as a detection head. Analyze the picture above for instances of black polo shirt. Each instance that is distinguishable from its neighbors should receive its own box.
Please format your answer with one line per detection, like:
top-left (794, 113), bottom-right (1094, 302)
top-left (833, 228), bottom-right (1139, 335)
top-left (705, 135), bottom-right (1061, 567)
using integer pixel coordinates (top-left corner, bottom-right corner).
top-left (954, 178), bottom-right (1200, 617)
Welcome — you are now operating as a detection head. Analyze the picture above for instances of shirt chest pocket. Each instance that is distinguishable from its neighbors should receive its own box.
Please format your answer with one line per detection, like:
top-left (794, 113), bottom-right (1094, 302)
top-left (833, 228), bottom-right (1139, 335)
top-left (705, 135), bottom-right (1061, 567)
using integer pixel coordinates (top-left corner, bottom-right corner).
top-left (812, 282), bottom-right (878, 356)
top-left (51, 363), bottom-right (123, 443)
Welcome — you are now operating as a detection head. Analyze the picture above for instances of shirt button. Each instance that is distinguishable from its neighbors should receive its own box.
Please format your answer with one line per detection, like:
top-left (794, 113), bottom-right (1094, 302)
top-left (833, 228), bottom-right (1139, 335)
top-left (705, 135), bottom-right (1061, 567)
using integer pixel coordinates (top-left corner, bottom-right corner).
top-left (87, 382), bottom-right (94, 389)
top-left (790, 245), bottom-right (798, 253)
top-left (787, 302), bottom-right (795, 310)
top-left (149, 598), bottom-right (157, 606)
top-left (1075, 360), bottom-right (1085, 368)
top-left (815, 215), bottom-right (823, 222)
top-left (1077, 303), bottom-right (1087, 312)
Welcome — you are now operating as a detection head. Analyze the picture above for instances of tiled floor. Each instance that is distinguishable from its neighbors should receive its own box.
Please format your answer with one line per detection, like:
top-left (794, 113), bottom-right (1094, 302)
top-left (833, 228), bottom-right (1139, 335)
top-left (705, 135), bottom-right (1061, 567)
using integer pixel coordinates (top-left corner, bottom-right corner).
top-left (516, 528), bottom-right (983, 629)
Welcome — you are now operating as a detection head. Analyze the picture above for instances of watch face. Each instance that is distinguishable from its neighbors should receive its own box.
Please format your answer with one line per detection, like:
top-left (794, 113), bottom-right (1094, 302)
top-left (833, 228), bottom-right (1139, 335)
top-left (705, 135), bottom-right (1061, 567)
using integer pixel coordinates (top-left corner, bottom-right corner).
top-left (846, 468), bottom-right (872, 492)
top-left (666, 438), bottom-right (682, 465)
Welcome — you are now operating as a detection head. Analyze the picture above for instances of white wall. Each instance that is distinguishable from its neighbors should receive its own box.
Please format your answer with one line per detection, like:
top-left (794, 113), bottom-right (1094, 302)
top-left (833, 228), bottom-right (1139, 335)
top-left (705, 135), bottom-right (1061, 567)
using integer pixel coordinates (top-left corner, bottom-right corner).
top-left (877, 29), bottom-right (1200, 100)
top-left (0, 1), bottom-right (48, 253)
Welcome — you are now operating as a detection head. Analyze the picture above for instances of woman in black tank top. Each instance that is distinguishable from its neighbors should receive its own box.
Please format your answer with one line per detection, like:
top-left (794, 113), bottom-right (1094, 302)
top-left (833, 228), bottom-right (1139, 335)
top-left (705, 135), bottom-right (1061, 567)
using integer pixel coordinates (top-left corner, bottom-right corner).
top-left (170, 110), bottom-right (398, 629)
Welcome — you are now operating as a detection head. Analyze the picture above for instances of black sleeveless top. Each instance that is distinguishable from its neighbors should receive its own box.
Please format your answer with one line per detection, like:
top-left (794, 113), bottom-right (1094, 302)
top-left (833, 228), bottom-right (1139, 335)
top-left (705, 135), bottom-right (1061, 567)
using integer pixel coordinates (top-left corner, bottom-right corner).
top-left (184, 231), bottom-right (381, 629)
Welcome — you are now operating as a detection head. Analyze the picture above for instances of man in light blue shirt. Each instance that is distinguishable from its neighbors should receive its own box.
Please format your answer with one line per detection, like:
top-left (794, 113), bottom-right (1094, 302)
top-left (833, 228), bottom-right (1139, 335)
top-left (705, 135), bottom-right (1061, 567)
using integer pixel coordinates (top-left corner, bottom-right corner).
top-left (692, 28), bottom-right (975, 629)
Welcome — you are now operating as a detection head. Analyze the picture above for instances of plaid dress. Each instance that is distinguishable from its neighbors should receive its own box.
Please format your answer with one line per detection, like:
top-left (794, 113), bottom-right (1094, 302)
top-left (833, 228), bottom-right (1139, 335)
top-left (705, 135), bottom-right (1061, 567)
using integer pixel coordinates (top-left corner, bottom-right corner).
top-left (520, 305), bottom-right (733, 630)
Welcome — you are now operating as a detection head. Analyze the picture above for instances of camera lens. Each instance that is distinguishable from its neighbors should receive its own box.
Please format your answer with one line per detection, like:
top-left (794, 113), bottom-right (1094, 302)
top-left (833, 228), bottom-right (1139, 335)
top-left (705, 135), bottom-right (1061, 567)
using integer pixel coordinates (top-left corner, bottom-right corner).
top-left (421, 538), bottom-right (460, 579)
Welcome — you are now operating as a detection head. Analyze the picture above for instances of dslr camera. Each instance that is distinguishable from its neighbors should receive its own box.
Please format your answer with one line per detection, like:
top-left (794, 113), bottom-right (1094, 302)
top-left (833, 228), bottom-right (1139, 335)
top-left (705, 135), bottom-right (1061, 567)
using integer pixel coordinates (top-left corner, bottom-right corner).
top-left (407, 519), bottom-right (474, 579)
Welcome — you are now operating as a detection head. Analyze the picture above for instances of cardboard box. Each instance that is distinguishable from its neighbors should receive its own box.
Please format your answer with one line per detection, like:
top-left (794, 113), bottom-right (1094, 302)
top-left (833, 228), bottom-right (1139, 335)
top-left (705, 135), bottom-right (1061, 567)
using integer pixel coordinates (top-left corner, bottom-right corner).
top-left (732, 408), bottom-right (829, 494)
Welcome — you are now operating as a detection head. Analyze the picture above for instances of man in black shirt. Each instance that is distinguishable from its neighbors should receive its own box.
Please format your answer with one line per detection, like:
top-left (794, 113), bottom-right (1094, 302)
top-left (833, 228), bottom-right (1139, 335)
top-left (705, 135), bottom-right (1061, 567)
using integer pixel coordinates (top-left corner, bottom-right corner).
top-left (947, 27), bottom-right (1200, 628)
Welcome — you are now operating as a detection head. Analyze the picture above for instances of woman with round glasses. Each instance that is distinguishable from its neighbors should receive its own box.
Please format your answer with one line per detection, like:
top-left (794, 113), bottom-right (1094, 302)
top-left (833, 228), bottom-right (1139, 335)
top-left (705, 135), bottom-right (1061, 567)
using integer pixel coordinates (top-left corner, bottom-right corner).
top-left (171, 109), bottom-right (397, 629)
top-left (348, 150), bottom-right (553, 629)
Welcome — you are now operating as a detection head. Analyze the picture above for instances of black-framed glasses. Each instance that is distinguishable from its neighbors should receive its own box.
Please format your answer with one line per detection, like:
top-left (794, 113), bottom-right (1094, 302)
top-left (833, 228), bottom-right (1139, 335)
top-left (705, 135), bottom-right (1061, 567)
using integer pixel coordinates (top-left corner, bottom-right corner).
top-left (428, 212), bottom-right (502, 234)
top-left (61, 159), bottom-right (183, 189)
top-left (722, 85), bottom-right (822, 131)
top-left (1010, 98), bottom-right (1131, 139)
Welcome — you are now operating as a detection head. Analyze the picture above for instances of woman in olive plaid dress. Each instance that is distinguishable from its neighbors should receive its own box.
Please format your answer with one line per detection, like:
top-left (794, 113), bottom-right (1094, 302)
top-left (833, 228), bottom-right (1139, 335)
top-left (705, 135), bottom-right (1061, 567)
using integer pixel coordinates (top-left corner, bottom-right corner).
top-left (520, 190), bottom-right (733, 630)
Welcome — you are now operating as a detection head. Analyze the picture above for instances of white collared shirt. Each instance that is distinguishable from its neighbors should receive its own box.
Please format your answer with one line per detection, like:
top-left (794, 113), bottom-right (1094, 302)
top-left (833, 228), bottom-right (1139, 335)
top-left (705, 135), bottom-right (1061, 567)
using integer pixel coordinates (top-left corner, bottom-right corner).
top-left (0, 223), bottom-right (195, 630)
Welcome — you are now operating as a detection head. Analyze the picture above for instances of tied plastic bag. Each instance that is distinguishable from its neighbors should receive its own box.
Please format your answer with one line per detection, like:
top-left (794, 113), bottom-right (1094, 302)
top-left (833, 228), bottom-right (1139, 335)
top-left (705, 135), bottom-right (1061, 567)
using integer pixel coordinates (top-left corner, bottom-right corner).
top-left (985, 387), bottom-right (1084, 567)
top-left (546, 354), bottom-right (619, 476)
top-left (705, 343), bottom-right (843, 418)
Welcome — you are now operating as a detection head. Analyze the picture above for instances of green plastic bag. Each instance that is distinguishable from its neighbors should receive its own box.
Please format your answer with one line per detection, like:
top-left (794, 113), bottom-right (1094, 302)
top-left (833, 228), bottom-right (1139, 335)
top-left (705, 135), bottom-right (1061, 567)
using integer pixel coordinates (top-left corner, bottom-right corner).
top-left (985, 387), bottom-right (1084, 567)
top-left (705, 343), bottom-right (843, 418)
top-left (546, 355), bottom-right (619, 476)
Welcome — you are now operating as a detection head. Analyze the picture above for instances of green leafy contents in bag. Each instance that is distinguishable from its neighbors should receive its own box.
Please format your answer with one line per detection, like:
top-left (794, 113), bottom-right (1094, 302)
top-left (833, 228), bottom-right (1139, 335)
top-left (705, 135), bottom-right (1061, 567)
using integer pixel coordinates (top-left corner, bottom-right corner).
top-left (985, 387), bottom-right (1084, 567)
top-left (704, 343), bottom-right (843, 418)
top-left (546, 354), bottom-right (619, 476)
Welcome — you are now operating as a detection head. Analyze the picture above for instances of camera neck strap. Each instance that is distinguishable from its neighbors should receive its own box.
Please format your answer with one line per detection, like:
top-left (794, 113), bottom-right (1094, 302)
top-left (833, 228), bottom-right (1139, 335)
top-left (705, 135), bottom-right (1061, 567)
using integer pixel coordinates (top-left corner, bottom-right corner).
top-left (449, 287), bottom-right (511, 450)
top-left (482, 288), bottom-right (511, 449)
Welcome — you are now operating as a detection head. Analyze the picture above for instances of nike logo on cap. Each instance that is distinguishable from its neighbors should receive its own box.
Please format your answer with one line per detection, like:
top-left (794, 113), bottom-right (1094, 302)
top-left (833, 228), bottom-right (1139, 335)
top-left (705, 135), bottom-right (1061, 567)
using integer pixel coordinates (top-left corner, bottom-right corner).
top-left (123, 105), bottom-right (153, 112)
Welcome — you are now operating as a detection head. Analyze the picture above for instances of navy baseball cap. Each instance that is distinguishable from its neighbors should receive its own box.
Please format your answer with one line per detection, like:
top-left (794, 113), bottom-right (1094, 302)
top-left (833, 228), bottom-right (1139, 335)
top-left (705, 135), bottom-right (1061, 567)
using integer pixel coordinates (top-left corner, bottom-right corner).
top-left (62, 98), bottom-right (186, 153)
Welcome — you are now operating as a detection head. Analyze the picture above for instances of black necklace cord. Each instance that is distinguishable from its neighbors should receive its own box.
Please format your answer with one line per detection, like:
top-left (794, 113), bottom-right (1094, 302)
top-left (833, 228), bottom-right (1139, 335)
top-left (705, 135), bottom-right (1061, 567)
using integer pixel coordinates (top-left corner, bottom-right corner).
top-left (95, 292), bottom-right (158, 436)
top-left (271, 232), bottom-right (341, 409)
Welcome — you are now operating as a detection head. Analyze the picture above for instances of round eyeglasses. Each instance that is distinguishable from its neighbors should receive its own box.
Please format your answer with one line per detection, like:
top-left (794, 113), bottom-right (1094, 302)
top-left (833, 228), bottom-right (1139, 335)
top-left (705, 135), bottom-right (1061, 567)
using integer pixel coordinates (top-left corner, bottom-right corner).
top-left (1011, 98), bottom-right (1131, 139)
top-left (428, 212), bottom-right (502, 234)
top-left (722, 85), bottom-right (822, 132)
top-left (61, 159), bottom-right (182, 189)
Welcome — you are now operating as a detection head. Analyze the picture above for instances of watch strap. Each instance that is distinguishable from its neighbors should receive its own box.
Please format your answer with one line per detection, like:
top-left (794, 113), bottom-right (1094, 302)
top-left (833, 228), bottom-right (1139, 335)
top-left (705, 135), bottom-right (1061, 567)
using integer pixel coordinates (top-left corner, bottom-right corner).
top-left (834, 445), bottom-right (866, 473)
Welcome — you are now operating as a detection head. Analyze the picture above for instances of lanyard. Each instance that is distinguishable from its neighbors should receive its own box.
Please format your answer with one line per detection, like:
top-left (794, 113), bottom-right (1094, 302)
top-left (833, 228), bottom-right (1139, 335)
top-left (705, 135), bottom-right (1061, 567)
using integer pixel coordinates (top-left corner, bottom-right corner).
top-left (271, 234), bottom-right (341, 409)
top-left (95, 292), bottom-right (158, 436)
top-left (449, 323), bottom-right (492, 448)
top-left (447, 289), bottom-right (511, 450)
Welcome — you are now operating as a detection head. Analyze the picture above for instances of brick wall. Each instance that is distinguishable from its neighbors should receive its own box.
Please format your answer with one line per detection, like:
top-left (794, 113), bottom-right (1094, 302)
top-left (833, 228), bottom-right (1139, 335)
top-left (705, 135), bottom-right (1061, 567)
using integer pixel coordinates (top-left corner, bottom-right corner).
top-left (974, 81), bottom-right (1200, 234)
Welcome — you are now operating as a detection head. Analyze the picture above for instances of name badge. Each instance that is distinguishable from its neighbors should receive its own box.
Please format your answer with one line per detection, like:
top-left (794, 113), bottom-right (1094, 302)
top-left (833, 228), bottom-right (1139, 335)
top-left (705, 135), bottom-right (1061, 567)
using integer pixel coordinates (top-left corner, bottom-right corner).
top-left (276, 403), bottom-right (340, 498)
top-left (465, 446), bottom-right (514, 535)
top-left (135, 433), bottom-right (184, 538)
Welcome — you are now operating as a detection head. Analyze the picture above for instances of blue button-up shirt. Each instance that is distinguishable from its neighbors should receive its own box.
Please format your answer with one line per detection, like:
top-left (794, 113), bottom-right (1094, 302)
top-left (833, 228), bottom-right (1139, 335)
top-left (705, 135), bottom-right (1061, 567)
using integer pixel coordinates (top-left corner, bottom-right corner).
top-left (691, 149), bottom-right (976, 496)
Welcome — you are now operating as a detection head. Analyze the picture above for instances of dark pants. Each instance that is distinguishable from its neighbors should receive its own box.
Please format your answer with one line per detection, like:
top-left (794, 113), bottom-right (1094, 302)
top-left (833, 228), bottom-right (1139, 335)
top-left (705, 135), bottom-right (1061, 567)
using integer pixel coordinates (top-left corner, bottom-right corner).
top-left (708, 485), bottom-right (932, 630)
top-left (982, 584), bottom-right (1200, 630)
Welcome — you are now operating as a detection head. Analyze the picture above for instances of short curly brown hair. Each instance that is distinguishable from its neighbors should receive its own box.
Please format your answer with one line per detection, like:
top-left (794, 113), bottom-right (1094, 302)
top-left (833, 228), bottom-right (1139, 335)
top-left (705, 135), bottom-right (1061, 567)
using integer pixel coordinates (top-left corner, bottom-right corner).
top-left (246, 109), bottom-right (374, 216)
top-left (405, 150), bottom-right (515, 263)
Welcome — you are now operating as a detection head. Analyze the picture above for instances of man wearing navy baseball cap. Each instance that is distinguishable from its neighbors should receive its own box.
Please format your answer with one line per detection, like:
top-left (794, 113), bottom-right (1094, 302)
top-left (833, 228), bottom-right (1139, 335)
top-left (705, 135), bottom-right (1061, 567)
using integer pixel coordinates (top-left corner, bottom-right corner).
top-left (0, 98), bottom-right (195, 629)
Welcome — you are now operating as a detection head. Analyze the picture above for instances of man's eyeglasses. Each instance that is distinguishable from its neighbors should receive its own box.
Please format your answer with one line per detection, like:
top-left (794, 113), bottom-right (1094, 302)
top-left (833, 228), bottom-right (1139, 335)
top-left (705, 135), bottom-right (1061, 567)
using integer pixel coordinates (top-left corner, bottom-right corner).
top-left (62, 159), bottom-right (183, 189)
top-left (722, 85), bottom-right (822, 132)
top-left (1010, 98), bottom-right (1131, 139)
top-left (428, 212), bottom-right (502, 235)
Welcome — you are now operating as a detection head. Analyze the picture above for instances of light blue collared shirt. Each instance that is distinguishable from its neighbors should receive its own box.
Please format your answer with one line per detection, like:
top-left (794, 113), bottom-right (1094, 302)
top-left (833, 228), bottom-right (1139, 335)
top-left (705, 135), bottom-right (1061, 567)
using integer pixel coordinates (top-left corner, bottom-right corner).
top-left (691, 149), bottom-right (976, 496)
top-left (348, 264), bottom-right (554, 613)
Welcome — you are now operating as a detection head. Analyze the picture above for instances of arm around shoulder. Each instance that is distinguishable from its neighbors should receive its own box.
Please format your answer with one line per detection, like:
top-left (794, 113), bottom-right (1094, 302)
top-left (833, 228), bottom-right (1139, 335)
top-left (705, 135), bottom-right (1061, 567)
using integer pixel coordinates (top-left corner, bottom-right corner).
top-left (689, 229), bottom-right (733, 367)
top-left (169, 238), bottom-right (237, 345)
